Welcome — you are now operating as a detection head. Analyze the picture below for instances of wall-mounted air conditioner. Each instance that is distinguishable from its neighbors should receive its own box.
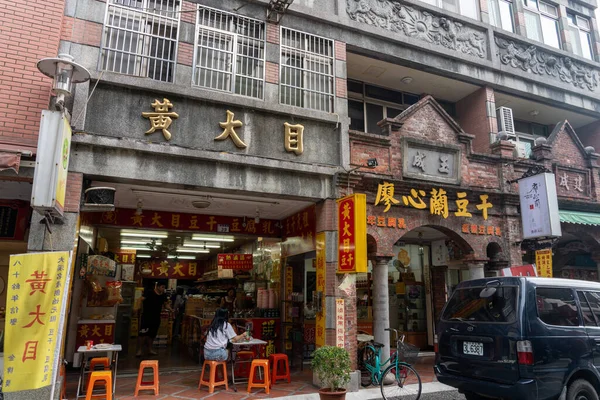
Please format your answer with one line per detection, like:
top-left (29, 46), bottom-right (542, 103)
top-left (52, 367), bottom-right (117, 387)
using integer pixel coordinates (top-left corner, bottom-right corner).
top-left (496, 106), bottom-right (515, 136)
top-left (514, 142), bottom-right (530, 158)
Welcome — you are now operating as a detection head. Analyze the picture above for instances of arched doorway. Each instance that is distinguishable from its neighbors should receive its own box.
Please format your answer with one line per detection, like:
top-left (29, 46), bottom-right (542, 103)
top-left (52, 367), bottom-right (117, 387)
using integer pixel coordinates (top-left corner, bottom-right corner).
top-left (385, 225), bottom-right (475, 350)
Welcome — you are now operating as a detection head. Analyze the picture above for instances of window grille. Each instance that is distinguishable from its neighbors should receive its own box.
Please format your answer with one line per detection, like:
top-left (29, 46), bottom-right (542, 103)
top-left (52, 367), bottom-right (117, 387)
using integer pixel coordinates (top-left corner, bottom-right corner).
top-left (193, 6), bottom-right (265, 99)
top-left (280, 27), bottom-right (335, 112)
top-left (100, 0), bottom-right (180, 82)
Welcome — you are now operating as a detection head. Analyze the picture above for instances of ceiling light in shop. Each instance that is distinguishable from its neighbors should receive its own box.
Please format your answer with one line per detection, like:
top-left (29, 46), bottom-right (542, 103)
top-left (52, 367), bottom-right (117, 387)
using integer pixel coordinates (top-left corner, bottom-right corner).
top-left (183, 242), bottom-right (220, 249)
top-left (119, 246), bottom-right (150, 251)
top-left (136, 254), bottom-right (151, 258)
top-left (191, 235), bottom-right (234, 242)
top-left (121, 240), bottom-right (161, 245)
top-left (176, 248), bottom-right (210, 254)
top-left (121, 232), bottom-right (168, 239)
top-left (168, 255), bottom-right (197, 260)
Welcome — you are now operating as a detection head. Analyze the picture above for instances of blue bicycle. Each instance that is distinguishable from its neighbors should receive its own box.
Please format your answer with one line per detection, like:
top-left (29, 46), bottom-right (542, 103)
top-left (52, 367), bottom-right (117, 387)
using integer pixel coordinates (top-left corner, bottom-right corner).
top-left (359, 328), bottom-right (422, 400)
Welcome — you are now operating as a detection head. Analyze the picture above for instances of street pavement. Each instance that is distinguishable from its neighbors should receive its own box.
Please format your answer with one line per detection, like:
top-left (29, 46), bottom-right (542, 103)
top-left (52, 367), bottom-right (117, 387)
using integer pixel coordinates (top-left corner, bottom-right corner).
top-left (277, 382), bottom-right (465, 399)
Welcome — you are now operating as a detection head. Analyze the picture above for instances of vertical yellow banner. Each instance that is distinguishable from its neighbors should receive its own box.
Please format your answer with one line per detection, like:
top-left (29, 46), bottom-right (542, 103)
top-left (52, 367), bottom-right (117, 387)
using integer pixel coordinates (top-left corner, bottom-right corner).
top-left (337, 194), bottom-right (367, 273)
top-left (335, 299), bottom-right (345, 348)
top-left (535, 249), bottom-right (553, 277)
top-left (4, 252), bottom-right (71, 392)
top-left (316, 232), bottom-right (326, 347)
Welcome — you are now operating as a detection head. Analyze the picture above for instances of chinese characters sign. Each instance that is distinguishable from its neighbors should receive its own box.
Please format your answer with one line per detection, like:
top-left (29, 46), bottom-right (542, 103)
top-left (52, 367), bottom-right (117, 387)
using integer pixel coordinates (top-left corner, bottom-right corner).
top-left (403, 142), bottom-right (460, 184)
top-left (218, 254), bottom-right (253, 270)
top-left (315, 232), bottom-right (326, 347)
top-left (281, 205), bottom-right (316, 257)
top-left (374, 182), bottom-right (493, 220)
top-left (518, 173), bottom-right (561, 239)
top-left (337, 194), bottom-right (367, 273)
top-left (461, 223), bottom-right (502, 236)
top-left (556, 168), bottom-right (589, 197)
top-left (535, 249), bottom-right (553, 277)
top-left (76, 322), bottom-right (115, 348)
top-left (335, 299), bottom-right (345, 349)
top-left (139, 260), bottom-right (202, 279)
top-left (85, 208), bottom-right (282, 237)
top-left (142, 98), bottom-right (178, 140)
top-left (4, 252), bottom-right (71, 392)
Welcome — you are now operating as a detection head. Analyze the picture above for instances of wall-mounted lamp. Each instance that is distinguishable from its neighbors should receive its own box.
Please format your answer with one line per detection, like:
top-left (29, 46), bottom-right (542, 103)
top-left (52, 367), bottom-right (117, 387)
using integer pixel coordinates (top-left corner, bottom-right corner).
top-left (36, 53), bottom-right (90, 110)
top-left (344, 158), bottom-right (379, 192)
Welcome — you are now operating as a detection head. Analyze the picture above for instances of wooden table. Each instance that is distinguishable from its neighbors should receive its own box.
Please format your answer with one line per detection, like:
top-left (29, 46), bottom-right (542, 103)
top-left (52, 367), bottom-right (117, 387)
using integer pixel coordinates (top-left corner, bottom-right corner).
top-left (75, 344), bottom-right (122, 398)
top-left (231, 338), bottom-right (267, 385)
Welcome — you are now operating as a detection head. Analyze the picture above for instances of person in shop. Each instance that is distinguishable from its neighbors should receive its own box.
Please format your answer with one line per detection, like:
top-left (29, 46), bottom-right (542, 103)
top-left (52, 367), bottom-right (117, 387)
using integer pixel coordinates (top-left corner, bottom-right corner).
top-left (136, 281), bottom-right (173, 357)
top-left (220, 288), bottom-right (237, 315)
top-left (204, 308), bottom-right (249, 362)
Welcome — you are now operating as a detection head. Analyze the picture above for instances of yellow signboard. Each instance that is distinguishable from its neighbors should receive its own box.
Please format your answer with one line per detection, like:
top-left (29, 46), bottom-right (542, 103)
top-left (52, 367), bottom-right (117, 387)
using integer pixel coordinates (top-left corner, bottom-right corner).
top-left (536, 249), bottom-right (553, 277)
top-left (316, 232), bottom-right (326, 347)
top-left (54, 117), bottom-right (72, 212)
top-left (4, 252), bottom-right (71, 392)
top-left (337, 193), bottom-right (367, 273)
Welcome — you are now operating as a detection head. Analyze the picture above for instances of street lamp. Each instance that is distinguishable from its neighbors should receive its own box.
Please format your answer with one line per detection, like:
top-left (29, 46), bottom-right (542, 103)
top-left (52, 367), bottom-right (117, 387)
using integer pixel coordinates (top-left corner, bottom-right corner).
top-left (36, 53), bottom-right (90, 110)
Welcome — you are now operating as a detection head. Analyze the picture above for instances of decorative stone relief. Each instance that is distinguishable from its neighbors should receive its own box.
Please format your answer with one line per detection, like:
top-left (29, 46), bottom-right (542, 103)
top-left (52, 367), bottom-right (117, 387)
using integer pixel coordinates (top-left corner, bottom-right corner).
top-left (495, 37), bottom-right (599, 92)
top-left (346, 0), bottom-right (487, 58)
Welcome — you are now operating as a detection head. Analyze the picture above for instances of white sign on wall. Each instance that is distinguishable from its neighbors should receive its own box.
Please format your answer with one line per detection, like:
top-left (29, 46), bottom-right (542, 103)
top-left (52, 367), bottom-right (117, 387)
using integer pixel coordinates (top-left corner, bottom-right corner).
top-left (518, 173), bottom-right (562, 239)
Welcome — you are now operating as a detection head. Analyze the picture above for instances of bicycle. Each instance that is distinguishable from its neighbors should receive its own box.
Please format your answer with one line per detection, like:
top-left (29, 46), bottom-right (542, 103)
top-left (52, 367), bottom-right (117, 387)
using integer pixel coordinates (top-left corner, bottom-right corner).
top-left (358, 328), bottom-right (422, 400)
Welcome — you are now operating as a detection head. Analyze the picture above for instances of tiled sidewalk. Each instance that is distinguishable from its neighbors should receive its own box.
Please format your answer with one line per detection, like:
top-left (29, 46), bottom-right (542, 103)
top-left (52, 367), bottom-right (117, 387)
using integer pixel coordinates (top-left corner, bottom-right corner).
top-left (66, 356), bottom-right (435, 399)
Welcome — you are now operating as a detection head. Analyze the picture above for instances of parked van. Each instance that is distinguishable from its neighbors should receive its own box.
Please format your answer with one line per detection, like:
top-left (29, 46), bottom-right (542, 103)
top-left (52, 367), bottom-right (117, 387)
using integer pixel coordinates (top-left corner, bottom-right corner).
top-left (435, 276), bottom-right (600, 400)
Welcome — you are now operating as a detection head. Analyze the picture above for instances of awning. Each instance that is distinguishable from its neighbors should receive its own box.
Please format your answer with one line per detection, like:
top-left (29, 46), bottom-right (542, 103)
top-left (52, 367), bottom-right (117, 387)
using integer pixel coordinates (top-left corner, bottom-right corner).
top-left (0, 151), bottom-right (21, 173)
top-left (559, 210), bottom-right (600, 226)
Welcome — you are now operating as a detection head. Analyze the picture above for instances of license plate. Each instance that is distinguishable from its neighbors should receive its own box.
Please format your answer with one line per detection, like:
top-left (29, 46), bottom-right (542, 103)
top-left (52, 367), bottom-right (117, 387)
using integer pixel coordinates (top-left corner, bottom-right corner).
top-left (463, 341), bottom-right (483, 356)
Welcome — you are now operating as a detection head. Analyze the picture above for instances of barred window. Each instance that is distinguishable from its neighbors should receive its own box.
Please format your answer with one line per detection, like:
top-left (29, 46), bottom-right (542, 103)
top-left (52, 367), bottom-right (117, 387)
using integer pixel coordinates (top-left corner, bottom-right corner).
top-left (280, 28), bottom-right (335, 113)
top-left (100, 0), bottom-right (180, 82)
top-left (193, 6), bottom-right (265, 99)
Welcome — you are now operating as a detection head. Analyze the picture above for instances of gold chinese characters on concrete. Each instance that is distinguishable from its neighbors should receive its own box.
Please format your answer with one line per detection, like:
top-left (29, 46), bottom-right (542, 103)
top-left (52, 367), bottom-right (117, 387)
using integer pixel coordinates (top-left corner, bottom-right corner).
top-left (284, 122), bottom-right (304, 155)
top-left (142, 98), bottom-right (179, 140)
top-left (216, 110), bottom-right (247, 148)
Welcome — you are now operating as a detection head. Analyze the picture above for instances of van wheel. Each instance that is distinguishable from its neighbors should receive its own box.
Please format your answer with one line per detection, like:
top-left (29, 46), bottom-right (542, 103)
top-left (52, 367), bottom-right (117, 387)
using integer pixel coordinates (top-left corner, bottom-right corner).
top-left (568, 379), bottom-right (599, 400)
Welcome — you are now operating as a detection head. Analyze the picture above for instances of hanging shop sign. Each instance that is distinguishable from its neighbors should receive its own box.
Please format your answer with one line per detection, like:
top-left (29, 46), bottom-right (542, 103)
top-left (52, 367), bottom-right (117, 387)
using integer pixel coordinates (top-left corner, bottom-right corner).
top-left (4, 252), bottom-right (72, 393)
top-left (281, 204), bottom-right (317, 257)
top-left (535, 249), bottom-right (553, 277)
top-left (31, 110), bottom-right (72, 216)
top-left (85, 208), bottom-right (282, 237)
top-left (374, 182), bottom-right (493, 220)
top-left (0, 200), bottom-right (29, 240)
top-left (518, 173), bottom-right (562, 239)
top-left (500, 264), bottom-right (537, 277)
top-left (337, 194), bottom-right (367, 274)
top-left (87, 255), bottom-right (117, 277)
top-left (138, 260), bottom-right (202, 279)
top-left (336, 299), bottom-right (345, 349)
top-left (113, 251), bottom-right (136, 265)
top-left (315, 232), bottom-right (326, 347)
top-left (217, 253), bottom-right (253, 270)
top-left (461, 223), bottom-right (502, 236)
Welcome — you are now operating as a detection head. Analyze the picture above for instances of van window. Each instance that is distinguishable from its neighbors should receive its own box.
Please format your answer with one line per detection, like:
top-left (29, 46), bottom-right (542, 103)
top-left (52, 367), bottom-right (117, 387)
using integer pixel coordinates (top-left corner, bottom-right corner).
top-left (577, 291), bottom-right (596, 326)
top-left (536, 288), bottom-right (579, 326)
top-left (583, 291), bottom-right (600, 325)
top-left (441, 286), bottom-right (518, 323)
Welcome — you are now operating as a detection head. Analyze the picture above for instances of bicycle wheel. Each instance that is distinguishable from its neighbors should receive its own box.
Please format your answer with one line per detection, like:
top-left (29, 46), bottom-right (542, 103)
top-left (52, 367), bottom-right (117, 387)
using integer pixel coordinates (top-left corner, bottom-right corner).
top-left (380, 363), bottom-right (422, 400)
top-left (358, 346), bottom-right (376, 387)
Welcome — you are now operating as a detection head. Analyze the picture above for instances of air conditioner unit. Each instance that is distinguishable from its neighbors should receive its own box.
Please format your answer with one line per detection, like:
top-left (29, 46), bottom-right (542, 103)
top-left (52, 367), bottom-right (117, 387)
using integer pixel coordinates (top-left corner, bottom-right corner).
top-left (514, 142), bottom-right (530, 159)
top-left (490, 132), bottom-right (497, 143)
top-left (496, 106), bottom-right (515, 135)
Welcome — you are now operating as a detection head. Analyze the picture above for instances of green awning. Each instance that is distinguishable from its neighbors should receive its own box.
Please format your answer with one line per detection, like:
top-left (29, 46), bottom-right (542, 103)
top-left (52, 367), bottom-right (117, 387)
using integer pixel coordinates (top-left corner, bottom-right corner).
top-left (559, 210), bottom-right (600, 226)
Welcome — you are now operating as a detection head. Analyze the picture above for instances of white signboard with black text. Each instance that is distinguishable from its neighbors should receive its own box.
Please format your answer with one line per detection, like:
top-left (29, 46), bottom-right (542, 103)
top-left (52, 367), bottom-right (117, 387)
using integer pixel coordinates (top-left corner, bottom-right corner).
top-left (518, 173), bottom-right (562, 239)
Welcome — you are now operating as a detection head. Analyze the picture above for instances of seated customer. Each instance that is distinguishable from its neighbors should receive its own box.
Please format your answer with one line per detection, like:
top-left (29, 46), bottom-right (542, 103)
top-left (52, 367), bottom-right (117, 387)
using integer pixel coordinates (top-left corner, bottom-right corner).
top-left (204, 308), bottom-right (248, 361)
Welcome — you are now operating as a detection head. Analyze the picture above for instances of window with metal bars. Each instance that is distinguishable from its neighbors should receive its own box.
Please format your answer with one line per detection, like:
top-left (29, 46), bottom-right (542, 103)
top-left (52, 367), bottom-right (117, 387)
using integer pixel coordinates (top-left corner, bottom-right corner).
top-left (280, 27), bottom-right (335, 113)
top-left (193, 6), bottom-right (265, 99)
top-left (100, 0), bottom-right (180, 82)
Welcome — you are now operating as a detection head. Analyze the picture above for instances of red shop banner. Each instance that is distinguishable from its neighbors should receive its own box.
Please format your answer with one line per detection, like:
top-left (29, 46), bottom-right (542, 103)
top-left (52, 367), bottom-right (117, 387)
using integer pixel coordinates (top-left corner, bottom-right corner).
top-left (83, 208), bottom-right (282, 237)
top-left (76, 322), bottom-right (115, 348)
top-left (218, 253), bottom-right (253, 270)
top-left (281, 204), bottom-right (317, 257)
top-left (138, 260), bottom-right (203, 279)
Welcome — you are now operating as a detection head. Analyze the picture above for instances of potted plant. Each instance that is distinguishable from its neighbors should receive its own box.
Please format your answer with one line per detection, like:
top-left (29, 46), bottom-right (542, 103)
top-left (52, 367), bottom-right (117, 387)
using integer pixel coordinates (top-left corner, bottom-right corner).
top-left (311, 345), bottom-right (352, 400)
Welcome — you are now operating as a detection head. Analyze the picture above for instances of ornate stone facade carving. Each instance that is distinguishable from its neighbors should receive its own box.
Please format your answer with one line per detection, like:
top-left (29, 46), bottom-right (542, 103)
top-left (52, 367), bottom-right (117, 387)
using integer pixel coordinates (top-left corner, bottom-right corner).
top-left (346, 0), bottom-right (487, 58)
top-left (495, 37), bottom-right (599, 92)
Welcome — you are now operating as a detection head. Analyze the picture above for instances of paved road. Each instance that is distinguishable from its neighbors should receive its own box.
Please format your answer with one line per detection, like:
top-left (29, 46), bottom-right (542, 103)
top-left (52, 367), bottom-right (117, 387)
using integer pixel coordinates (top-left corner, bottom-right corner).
top-left (420, 390), bottom-right (465, 399)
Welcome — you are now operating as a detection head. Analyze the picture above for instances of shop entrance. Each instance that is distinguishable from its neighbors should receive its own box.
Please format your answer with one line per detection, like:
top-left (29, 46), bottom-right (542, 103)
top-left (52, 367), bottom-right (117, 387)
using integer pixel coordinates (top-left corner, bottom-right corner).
top-left (369, 225), bottom-right (474, 350)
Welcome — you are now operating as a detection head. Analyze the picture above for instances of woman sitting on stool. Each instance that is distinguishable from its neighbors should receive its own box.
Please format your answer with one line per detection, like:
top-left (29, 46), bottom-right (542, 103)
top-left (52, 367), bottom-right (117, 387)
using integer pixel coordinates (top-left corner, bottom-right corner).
top-left (204, 308), bottom-right (248, 362)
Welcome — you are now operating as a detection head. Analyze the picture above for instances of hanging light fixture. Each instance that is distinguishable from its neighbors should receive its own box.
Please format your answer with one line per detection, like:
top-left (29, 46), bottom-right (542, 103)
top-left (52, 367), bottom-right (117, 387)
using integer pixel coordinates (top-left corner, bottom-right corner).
top-left (135, 199), bottom-right (143, 216)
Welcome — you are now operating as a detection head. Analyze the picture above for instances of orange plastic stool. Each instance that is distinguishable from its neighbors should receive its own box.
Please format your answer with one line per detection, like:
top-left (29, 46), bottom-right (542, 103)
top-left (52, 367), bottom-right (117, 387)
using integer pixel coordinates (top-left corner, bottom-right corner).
top-left (134, 360), bottom-right (159, 396)
top-left (89, 357), bottom-right (110, 371)
top-left (85, 371), bottom-right (112, 400)
top-left (59, 363), bottom-right (66, 400)
top-left (234, 351), bottom-right (254, 379)
top-left (198, 360), bottom-right (228, 393)
top-left (247, 359), bottom-right (270, 394)
top-left (269, 353), bottom-right (291, 384)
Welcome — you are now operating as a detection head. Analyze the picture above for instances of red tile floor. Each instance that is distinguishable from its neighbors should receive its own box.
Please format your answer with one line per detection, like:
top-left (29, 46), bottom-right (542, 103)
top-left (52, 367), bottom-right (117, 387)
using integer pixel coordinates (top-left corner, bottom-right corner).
top-left (65, 356), bottom-right (436, 399)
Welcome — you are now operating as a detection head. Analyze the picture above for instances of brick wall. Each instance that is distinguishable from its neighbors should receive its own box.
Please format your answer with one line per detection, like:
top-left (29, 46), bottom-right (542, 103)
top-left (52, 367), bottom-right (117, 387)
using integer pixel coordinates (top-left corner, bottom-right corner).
top-left (64, 172), bottom-right (83, 213)
top-left (267, 23), bottom-right (279, 44)
top-left (578, 120), bottom-right (600, 151)
top-left (335, 77), bottom-right (347, 98)
top-left (60, 16), bottom-right (103, 47)
top-left (177, 42), bottom-right (194, 66)
top-left (456, 87), bottom-right (497, 154)
top-left (335, 41), bottom-right (346, 61)
top-left (180, 0), bottom-right (196, 24)
top-left (551, 123), bottom-right (587, 168)
top-left (0, 0), bottom-right (65, 150)
top-left (266, 61), bottom-right (279, 85)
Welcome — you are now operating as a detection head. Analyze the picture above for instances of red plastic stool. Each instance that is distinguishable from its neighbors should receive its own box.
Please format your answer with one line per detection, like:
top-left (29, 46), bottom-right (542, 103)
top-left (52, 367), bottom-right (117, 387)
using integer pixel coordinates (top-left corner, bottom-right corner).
top-left (234, 351), bottom-right (254, 379)
top-left (89, 357), bottom-right (110, 371)
top-left (134, 360), bottom-right (159, 396)
top-left (269, 353), bottom-right (291, 384)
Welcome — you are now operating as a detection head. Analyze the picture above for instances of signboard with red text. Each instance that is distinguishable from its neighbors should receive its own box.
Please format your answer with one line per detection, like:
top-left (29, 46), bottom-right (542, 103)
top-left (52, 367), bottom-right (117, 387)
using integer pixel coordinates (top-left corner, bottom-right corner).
top-left (218, 254), bottom-right (253, 270)
top-left (337, 194), bottom-right (367, 273)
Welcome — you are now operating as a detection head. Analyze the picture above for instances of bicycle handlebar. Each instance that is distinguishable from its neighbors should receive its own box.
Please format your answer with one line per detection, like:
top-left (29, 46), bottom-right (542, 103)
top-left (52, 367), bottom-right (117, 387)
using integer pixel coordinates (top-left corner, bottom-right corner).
top-left (383, 328), bottom-right (406, 344)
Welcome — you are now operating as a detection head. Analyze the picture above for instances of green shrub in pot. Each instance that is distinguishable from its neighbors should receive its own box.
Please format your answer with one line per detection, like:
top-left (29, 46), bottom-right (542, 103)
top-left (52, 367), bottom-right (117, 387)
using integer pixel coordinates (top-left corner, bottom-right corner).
top-left (311, 345), bottom-right (352, 393)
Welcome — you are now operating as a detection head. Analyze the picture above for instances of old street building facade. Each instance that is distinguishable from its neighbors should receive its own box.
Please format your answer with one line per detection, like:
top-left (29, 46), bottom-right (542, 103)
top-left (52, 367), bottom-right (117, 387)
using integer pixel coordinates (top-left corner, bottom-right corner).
top-left (3, 0), bottom-right (600, 393)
